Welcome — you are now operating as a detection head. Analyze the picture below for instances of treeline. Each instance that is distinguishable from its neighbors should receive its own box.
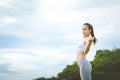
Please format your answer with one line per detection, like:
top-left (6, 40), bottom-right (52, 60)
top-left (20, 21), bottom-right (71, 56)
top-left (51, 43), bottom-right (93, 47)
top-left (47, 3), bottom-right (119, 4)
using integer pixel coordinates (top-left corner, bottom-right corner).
top-left (33, 48), bottom-right (120, 80)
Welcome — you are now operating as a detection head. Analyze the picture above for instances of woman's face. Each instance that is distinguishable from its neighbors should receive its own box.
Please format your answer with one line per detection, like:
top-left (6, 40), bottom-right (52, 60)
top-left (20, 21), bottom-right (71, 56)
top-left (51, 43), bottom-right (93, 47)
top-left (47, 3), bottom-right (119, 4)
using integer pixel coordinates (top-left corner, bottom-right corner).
top-left (82, 25), bottom-right (91, 37)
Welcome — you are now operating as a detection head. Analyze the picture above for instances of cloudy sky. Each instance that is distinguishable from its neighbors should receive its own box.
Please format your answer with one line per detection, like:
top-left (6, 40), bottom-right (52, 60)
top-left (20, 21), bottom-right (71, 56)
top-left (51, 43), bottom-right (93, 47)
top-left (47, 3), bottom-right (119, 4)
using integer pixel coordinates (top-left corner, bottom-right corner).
top-left (0, 0), bottom-right (120, 80)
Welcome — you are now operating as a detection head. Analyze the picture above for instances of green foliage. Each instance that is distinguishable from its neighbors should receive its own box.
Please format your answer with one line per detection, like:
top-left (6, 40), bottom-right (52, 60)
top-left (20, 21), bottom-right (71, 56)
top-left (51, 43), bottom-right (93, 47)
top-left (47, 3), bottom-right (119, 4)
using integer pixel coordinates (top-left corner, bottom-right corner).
top-left (34, 48), bottom-right (120, 80)
top-left (92, 48), bottom-right (120, 80)
top-left (57, 62), bottom-right (79, 80)
top-left (33, 76), bottom-right (57, 80)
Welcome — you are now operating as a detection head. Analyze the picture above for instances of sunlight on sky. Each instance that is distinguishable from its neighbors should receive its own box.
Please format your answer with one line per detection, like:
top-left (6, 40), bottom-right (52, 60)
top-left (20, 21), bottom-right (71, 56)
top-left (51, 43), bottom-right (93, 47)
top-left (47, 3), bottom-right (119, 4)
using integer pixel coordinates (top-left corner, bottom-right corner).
top-left (0, 0), bottom-right (120, 80)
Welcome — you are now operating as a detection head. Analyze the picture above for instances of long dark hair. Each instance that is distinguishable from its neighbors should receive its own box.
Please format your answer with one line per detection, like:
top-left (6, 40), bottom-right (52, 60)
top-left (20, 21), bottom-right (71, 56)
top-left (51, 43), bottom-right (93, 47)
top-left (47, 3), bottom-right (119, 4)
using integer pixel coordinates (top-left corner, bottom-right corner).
top-left (83, 23), bottom-right (97, 44)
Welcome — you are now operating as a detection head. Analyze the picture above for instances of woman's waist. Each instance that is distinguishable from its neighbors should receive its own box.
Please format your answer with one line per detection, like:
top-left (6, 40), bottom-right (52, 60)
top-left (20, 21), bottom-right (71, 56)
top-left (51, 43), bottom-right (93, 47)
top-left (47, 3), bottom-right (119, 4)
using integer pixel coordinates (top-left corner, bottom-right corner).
top-left (76, 50), bottom-right (85, 55)
top-left (76, 51), bottom-right (86, 57)
top-left (76, 55), bottom-right (85, 62)
top-left (77, 58), bottom-right (90, 66)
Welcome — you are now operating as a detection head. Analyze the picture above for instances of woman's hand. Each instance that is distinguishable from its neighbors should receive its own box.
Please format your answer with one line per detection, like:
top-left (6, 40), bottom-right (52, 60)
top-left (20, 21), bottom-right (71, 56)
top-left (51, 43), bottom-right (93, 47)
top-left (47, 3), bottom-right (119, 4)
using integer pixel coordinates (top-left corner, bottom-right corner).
top-left (89, 37), bottom-right (95, 42)
top-left (84, 37), bottom-right (95, 45)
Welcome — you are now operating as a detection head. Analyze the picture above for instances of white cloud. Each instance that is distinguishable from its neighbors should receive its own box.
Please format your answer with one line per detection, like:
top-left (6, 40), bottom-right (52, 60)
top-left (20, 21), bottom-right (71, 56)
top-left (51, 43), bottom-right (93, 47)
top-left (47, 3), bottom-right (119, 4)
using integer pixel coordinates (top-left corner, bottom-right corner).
top-left (0, 0), bottom-right (120, 79)
top-left (0, 16), bottom-right (18, 27)
top-left (0, 46), bottom-right (75, 72)
top-left (0, 46), bottom-right (76, 79)
top-left (0, 0), bottom-right (16, 8)
top-left (1, 52), bottom-right (38, 71)
top-left (38, 0), bottom-right (80, 21)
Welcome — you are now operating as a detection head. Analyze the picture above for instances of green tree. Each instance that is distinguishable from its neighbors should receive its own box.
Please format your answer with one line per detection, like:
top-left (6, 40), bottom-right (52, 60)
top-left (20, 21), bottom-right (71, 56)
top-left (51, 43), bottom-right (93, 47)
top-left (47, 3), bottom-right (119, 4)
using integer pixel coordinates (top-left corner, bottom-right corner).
top-left (33, 77), bottom-right (45, 80)
top-left (92, 48), bottom-right (120, 80)
top-left (34, 48), bottom-right (120, 80)
top-left (57, 62), bottom-right (79, 80)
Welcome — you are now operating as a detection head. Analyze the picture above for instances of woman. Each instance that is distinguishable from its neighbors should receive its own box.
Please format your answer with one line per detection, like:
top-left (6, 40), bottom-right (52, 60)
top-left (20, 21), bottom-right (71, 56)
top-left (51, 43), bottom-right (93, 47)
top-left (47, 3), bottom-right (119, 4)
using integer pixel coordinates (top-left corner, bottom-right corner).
top-left (76, 23), bottom-right (97, 80)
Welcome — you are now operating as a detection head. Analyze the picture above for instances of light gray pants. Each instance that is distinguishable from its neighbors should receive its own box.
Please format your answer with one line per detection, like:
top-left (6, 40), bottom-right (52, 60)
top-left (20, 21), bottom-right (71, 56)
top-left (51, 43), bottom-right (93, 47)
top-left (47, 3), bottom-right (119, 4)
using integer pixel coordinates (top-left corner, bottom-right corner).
top-left (77, 58), bottom-right (92, 80)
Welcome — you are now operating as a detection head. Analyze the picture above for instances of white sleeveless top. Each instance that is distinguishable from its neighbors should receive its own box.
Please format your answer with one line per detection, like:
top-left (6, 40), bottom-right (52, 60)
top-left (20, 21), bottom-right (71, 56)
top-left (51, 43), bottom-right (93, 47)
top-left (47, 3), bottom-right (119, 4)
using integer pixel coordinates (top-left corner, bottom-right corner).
top-left (76, 41), bottom-right (85, 51)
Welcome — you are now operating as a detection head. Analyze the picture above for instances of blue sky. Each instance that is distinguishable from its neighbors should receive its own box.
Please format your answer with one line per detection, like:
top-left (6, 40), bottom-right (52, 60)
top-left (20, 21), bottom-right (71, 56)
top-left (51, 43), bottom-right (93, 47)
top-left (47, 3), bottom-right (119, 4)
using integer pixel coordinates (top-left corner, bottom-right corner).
top-left (0, 0), bottom-right (120, 80)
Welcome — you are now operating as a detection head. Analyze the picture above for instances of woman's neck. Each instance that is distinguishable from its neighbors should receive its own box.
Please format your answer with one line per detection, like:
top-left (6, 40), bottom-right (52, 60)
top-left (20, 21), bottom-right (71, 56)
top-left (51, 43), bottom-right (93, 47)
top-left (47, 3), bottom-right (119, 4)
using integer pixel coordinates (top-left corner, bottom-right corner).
top-left (83, 35), bottom-right (90, 39)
